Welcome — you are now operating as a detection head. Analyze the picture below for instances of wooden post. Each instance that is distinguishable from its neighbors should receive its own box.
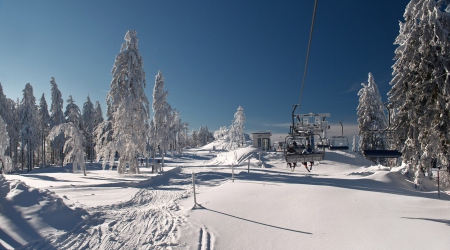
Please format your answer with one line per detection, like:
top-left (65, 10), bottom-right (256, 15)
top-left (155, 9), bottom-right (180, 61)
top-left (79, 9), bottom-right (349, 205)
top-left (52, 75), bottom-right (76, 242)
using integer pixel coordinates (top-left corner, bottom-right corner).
top-left (192, 172), bottom-right (197, 207)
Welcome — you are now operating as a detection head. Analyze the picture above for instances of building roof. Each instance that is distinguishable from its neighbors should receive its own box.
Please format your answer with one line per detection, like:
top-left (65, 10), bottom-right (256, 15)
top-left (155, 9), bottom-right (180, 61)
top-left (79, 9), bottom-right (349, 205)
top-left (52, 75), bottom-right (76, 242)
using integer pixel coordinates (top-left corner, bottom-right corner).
top-left (251, 131), bottom-right (272, 135)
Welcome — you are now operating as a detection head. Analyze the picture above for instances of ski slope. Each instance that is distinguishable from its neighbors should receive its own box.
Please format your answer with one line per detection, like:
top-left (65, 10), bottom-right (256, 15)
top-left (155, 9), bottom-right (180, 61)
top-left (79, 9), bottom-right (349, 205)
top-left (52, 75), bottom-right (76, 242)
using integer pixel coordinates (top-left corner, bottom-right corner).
top-left (1, 140), bottom-right (449, 249)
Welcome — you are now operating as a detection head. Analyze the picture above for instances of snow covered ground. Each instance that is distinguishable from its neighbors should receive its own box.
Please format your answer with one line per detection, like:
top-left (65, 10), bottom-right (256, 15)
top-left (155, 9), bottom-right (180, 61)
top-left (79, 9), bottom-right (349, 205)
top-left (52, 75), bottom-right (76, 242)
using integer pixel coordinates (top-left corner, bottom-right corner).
top-left (1, 141), bottom-right (449, 249)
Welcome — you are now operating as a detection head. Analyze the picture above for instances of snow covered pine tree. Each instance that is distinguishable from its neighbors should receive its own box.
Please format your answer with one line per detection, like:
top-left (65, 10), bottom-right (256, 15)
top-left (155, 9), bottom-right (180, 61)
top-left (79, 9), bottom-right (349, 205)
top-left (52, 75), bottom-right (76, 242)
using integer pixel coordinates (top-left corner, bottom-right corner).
top-left (0, 83), bottom-right (20, 171)
top-left (49, 77), bottom-right (66, 166)
top-left (100, 30), bottom-right (150, 174)
top-left (82, 96), bottom-right (95, 163)
top-left (19, 83), bottom-right (40, 172)
top-left (64, 95), bottom-right (82, 128)
top-left (388, 0), bottom-right (450, 185)
top-left (0, 115), bottom-right (13, 173)
top-left (357, 73), bottom-right (388, 164)
top-left (152, 71), bottom-right (172, 169)
top-left (38, 93), bottom-right (50, 167)
top-left (228, 106), bottom-right (246, 149)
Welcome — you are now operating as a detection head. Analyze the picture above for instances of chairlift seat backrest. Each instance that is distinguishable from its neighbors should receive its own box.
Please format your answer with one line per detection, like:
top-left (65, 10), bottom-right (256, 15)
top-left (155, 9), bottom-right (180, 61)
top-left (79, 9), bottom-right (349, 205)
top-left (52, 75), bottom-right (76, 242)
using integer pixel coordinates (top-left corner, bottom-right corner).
top-left (363, 150), bottom-right (402, 158)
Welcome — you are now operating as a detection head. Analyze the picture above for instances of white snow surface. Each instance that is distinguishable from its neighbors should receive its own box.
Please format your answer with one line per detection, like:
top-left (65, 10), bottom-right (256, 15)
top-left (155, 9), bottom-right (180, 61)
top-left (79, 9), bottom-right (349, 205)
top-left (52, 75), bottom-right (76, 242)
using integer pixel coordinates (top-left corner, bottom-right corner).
top-left (1, 139), bottom-right (449, 249)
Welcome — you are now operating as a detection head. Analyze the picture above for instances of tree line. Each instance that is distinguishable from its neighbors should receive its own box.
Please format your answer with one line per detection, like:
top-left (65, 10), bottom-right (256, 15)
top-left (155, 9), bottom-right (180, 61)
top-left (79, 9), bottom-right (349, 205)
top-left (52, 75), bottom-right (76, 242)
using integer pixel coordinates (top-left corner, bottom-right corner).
top-left (0, 30), bottom-right (246, 175)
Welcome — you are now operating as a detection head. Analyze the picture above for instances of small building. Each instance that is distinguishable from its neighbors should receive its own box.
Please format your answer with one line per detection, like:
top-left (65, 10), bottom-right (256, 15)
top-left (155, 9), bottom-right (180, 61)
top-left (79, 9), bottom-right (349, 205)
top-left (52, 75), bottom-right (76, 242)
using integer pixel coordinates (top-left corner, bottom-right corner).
top-left (251, 131), bottom-right (272, 150)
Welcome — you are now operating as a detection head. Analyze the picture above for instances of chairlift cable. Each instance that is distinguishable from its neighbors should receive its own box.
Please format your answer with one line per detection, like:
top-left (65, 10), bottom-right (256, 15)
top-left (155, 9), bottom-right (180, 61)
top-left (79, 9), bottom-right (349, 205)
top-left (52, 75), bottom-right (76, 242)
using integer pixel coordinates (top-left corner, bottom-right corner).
top-left (298, 0), bottom-right (319, 113)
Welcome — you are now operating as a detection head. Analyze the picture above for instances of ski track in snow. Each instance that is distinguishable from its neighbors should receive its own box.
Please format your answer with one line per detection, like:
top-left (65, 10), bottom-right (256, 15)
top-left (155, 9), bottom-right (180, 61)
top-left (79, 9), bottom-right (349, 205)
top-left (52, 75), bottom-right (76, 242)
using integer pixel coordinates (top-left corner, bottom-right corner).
top-left (20, 167), bottom-right (218, 250)
top-left (197, 227), bottom-right (213, 250)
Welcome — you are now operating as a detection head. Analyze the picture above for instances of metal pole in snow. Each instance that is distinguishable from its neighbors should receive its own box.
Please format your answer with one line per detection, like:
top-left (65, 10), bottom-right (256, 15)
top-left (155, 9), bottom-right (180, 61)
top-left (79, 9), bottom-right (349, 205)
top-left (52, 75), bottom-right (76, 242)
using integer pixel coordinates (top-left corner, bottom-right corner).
top-left (232, 163), bottom-right (235, 182)
top-left (248, 157), bottom-right (250, 173)
top-left (259, 152), bottom-right (261, 166)
top-left (438, 168), bottom-right (440, 199)
top-left (192, 172), bottom-right (197, 206)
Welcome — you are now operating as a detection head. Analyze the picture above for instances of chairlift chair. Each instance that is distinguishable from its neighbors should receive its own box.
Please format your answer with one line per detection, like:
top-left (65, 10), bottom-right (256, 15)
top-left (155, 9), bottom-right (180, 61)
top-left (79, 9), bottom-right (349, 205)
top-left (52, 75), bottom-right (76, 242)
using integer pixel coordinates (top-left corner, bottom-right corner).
top-left (360, 103), bottom-right (402, 159)
top-left (284, 135), bottom-right (325, 163)
top-left (328, 122), bottom-right (349, 150)
top-left (361, 130), bottom-right (402, 158)
top-left (284, 105), bottom-right (327, 163)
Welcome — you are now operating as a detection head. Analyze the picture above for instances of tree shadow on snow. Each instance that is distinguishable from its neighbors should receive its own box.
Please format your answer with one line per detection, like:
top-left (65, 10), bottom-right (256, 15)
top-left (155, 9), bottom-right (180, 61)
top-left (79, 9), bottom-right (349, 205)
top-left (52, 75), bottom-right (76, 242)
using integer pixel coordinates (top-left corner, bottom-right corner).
top-left (0, 228), bottom-right (25, 249)
top-left (401, 217), bottom-right (450, 227)
top-left (0, 197), bottom-right (43, 247)
top-left (234, 171), bottom-right (449, 201)
top-left (19, 174), bottom-right (84, 183)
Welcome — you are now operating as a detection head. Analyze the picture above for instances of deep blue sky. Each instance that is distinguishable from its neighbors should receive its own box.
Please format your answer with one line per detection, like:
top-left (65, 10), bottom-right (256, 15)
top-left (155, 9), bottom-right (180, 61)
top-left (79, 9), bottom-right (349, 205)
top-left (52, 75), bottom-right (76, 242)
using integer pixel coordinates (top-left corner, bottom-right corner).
top-left (0, 0), bottom-right (411, 136)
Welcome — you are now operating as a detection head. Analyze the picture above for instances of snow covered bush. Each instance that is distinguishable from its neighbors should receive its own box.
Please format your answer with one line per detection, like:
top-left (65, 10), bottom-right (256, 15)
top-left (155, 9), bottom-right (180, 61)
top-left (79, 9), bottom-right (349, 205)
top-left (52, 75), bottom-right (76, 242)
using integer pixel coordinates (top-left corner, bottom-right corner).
top-left (214, 126), bottom-right (229, 141)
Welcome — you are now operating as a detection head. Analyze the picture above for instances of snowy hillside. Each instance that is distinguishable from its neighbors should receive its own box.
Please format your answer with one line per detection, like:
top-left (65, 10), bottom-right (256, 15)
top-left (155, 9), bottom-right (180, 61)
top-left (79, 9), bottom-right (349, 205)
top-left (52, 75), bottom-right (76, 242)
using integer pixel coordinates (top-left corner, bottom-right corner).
top-left (1, 142), bottom-right (449, 249)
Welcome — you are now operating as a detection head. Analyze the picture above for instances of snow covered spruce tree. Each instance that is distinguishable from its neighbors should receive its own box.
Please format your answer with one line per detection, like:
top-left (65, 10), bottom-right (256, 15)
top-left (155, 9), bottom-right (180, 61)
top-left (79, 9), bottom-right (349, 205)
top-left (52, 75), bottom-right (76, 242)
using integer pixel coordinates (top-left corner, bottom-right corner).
top-left (0, 83), bottom-right (19, 170)
top-left (197, 126), bottom-right (213, 147)
top-left (0, 115), bottom-right (13, 173)
top-left (19, 83), bottom-right (40, 171)
top-left (48, 123), bottom-right (87, 176)
top-left (228, 106), bottom-right (246, 149)
top-left (167, 109), bottom-right (182, 155)
top-left (10, 100), bottom-right (20, 169)
top-left (65, 95), bottom-right (82, 128)
top-left (152, 70), bottom-right (172, 168)
top-left (190, 129), bottom-right (198, 148)
top-left (178, 122), bottom-right (190, 150)
top-left (82, 96), bottom-right (95, 163)
top-left (388, 0), bottom-right (450, 183)
top-left (357, 73), bottom-right (388, 163)
top-left (38, 94), bottom-right (51, 166)
top-left (97, 30), bottom-right (150, 174)
top-left (49, 77), bottom-right (66, 166)
top-left (94, 101), bottom-right (104, 127)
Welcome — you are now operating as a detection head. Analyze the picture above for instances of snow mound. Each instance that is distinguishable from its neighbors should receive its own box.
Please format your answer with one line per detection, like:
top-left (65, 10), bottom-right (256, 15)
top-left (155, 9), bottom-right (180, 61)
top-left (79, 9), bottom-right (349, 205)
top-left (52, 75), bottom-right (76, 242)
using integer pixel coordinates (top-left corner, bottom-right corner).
top-left (324, 150), bottom-right (373, 167)
top-left (0, 175), bottom-right (88, 248)
top-left (207, 146), bottom-right (259, 166)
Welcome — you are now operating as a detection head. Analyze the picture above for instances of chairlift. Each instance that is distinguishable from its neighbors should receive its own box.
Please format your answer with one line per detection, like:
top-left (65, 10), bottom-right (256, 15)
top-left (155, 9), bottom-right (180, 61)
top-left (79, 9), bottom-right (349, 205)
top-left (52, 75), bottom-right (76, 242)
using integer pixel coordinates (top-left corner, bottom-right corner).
top-left (328, 122), bottom-right (349, 150)
top-left (361, 104), bottom-right (402, 159)
top-left (285, 0), bottom-right (323, 164)
top-left (284, 135), bottom-right (325, 163)
top-left (284, 105), bottom-right (327, 164)
top-left (361, 130), bottom-right (402, 158)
